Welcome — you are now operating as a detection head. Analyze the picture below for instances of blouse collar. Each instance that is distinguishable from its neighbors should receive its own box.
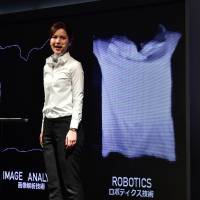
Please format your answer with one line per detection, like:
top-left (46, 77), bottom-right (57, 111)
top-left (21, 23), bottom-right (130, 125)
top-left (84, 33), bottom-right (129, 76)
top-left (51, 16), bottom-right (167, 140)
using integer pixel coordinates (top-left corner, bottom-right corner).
top-left (46, 52), bottom-right (71, 67)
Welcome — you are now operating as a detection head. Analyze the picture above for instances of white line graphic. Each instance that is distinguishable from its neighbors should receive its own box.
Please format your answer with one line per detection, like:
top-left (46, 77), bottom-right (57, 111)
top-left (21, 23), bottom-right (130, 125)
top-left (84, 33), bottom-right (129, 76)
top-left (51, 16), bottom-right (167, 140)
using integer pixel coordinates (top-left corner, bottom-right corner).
top-left (0, 39), bottom-right (49, 62)
top-left (1, 147), bottom-right (43, 153)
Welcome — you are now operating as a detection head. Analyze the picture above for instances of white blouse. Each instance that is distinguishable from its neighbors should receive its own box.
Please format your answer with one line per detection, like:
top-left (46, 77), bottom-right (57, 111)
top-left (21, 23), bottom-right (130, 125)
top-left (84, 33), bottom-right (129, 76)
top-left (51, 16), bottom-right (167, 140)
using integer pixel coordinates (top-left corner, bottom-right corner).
top-left (42, 52), bottom-right (84, 130)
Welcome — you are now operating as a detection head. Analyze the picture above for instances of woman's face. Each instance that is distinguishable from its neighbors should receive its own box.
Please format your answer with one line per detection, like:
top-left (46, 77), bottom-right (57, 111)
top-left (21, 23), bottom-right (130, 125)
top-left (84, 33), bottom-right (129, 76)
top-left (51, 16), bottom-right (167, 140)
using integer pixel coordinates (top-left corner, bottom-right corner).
top-left (50, 28), bottom-right (69, 55)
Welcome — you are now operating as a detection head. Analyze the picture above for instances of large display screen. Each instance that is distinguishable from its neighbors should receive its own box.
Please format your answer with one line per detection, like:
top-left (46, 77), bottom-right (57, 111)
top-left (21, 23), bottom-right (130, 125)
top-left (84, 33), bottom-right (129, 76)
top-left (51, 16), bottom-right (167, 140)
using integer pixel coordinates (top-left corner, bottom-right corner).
top-left (0, 1), bottom-right (186, 200)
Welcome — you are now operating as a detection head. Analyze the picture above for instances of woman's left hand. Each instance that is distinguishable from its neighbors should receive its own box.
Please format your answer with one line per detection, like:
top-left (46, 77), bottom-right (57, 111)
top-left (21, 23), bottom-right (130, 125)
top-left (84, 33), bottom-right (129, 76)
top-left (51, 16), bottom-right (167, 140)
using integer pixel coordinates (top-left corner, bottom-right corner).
top-left (65, 129), bottom-right (77, 148)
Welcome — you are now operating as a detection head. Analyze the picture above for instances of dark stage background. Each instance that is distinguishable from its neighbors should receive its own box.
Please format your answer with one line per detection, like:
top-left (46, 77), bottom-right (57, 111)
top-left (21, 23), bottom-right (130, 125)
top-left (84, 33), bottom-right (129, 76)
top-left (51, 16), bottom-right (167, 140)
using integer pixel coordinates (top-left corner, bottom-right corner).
top-left (0, 1), bottom-right (187, 200)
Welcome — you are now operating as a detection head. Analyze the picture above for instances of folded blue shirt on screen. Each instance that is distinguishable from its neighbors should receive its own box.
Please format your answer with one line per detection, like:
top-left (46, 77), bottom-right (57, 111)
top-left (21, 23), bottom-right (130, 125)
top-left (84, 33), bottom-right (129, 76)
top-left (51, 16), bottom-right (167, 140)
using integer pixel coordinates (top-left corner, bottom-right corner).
top-left (93, 25), bottom-right (181, 161)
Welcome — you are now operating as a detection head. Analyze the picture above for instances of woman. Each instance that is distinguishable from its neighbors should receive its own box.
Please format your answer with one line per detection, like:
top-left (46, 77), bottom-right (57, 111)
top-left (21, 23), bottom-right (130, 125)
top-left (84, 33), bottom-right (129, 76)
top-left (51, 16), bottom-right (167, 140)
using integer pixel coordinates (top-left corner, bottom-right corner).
top-left (39, 21), bottom-right (84, 200)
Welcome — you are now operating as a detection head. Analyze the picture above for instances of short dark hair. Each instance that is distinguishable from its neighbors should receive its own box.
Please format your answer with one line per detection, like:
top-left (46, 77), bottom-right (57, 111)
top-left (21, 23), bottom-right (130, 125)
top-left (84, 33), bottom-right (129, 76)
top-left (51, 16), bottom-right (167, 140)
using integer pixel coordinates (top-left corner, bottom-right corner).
top-left (50, 21), bottom-right (73, 44)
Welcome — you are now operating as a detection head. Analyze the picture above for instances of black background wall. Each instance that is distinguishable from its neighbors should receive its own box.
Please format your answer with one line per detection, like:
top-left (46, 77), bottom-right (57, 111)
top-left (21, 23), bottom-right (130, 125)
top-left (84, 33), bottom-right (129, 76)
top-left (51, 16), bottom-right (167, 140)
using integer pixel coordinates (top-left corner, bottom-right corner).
top-left (190, 0), bottom-right (200, 200)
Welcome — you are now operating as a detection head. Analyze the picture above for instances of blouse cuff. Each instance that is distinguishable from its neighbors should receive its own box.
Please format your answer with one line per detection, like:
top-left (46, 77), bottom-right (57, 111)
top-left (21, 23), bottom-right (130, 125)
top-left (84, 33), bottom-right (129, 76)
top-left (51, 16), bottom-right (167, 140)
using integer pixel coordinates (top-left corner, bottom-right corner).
top-left (70, 119), bottom-right (79, 129)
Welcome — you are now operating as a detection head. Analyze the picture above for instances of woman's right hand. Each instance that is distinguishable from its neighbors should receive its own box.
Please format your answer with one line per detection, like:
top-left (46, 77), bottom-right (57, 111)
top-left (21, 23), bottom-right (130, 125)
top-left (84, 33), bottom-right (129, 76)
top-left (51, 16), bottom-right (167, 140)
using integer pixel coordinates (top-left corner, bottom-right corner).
top-left (39, 132), bottom-right (43, 147)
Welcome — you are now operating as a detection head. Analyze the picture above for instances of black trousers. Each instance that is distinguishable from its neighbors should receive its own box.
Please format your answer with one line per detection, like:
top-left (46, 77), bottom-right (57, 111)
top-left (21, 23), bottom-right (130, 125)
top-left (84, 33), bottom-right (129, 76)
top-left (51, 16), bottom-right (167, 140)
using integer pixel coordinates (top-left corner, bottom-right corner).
top-left (43, 116), bottom-right (84, 200)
